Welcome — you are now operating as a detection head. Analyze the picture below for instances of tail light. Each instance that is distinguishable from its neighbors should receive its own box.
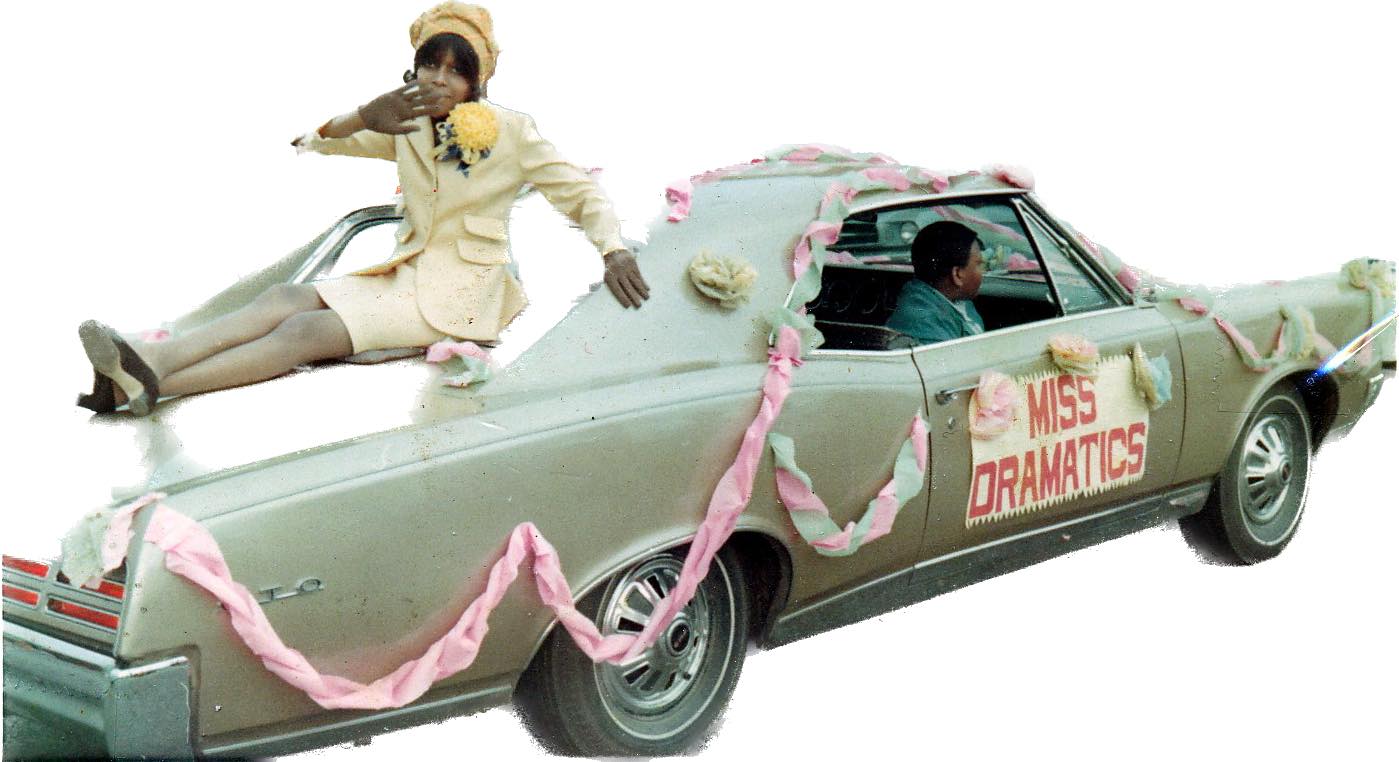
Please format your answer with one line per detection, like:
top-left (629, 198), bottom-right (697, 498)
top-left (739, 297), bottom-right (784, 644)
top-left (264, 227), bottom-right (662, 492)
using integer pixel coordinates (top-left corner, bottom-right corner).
top-left (2, 583), bottom-right (40, 607)
top-left (2, 554), bottom-right (50, 578)
top-left (46, 598), bottom-right (121, 630)
top-left (3, 553), bottom-right (124, 633)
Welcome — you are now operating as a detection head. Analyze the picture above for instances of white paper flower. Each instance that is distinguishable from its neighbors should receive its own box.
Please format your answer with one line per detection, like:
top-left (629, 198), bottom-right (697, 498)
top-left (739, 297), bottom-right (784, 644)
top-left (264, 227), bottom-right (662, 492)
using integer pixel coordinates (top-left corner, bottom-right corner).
top-left (689, 250), bottom-right (758, 309)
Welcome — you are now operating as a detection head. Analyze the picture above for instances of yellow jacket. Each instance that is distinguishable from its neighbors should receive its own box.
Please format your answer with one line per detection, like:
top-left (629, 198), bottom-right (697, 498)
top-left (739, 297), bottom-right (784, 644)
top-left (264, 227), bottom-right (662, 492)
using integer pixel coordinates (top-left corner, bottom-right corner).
top-left (299, 102), bottom-right (625, 342)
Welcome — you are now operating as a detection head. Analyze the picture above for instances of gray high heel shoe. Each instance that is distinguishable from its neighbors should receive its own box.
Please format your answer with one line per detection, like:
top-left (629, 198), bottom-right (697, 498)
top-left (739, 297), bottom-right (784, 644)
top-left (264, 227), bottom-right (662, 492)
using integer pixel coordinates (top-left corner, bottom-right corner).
top-left (78, 320), bottom-right (160, 416)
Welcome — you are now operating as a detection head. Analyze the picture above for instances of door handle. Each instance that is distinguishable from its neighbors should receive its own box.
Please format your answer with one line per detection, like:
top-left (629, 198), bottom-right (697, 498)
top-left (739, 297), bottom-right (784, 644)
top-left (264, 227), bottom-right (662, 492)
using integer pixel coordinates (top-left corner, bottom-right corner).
top-left (935, 382), bottom-right (981, 406)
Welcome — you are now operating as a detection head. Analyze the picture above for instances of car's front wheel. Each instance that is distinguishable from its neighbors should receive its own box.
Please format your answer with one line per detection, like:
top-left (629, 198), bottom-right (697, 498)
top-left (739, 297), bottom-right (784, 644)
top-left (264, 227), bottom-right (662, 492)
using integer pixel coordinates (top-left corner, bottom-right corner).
top-left (1183, 384), bottom-right (1313, 564)
top-left (515, 545), bottom-right (750, 756)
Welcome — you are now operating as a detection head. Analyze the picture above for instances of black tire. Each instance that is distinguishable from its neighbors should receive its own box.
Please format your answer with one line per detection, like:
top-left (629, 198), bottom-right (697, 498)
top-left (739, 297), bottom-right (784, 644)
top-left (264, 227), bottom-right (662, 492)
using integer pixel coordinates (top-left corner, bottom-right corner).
top-left (1182, 384), bottom-right (1312, 564)
top-left (515, 545), bottom-right (751, 756)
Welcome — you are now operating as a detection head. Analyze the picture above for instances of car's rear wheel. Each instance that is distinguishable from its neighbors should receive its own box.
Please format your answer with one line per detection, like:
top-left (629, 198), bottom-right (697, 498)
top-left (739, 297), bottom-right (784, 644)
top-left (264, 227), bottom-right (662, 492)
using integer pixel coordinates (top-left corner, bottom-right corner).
top-left (1182, 384), bottom-right (1312, 564)
top-left (515, 545), bottom-right (750, 756)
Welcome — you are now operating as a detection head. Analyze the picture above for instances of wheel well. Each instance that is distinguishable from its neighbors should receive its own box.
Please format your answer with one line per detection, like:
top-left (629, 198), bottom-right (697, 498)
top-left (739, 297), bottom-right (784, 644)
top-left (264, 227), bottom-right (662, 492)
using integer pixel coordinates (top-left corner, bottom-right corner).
top-left (726, 531), bottom-right (792, 644)
top-left (1285, 370), bottom-right (1339, 448)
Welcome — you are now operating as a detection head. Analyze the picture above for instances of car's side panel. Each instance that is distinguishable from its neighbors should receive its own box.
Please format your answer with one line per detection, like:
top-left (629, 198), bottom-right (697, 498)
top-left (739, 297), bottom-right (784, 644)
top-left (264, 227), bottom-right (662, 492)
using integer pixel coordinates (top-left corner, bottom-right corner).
top-left (114, 357), bottom-right (929, 747)
top-left (756, 350), bottom-right (931, 601)
top-left (910, 306), bottom-right (1186, 561)
top-left (1170, 275), bottom-right (1378, 485)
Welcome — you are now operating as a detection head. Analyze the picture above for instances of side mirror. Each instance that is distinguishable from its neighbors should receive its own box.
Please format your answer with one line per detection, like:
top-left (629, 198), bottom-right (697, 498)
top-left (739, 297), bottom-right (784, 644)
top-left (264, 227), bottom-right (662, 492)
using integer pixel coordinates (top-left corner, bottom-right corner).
top-left (1133, 285), bottom-right (1159, 307)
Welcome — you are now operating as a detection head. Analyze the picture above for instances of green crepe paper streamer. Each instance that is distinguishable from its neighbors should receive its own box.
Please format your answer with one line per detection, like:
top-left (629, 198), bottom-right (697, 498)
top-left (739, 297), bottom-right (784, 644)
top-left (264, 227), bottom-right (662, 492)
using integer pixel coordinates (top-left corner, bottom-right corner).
top-left (439, 355), bottom-right (493, 388)
top-left (764, 145), bottom-right (897, 165)
top-left (1279, 305), bottom-right (1317, 361)
top-left (767, 415), bottom-right (926, 558)
top-left (1147, 355), bottom-right (1173, 409)
top-left (766, 307), bottom-right (824, 356)
top-left (1221, 305), bottom-right (1320, 373)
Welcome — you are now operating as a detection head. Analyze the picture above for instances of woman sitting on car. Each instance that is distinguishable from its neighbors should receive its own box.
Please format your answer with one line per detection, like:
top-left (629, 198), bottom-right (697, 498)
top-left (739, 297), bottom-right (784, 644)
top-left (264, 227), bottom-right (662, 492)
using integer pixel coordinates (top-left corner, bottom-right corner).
top-left (76, 2), bottom-right (648, 416)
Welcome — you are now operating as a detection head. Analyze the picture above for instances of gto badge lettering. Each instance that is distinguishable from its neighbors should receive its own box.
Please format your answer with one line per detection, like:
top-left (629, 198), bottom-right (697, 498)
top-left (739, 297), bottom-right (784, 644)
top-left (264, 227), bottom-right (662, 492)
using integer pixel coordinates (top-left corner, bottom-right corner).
top-left (257, 577), bottom-right (325, 604)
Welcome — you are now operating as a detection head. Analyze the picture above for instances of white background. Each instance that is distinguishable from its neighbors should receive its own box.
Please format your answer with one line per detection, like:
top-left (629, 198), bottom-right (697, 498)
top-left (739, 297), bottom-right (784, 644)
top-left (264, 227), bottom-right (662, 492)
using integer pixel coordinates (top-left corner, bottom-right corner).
top-left (1, 1), bottom-right (1395, 760)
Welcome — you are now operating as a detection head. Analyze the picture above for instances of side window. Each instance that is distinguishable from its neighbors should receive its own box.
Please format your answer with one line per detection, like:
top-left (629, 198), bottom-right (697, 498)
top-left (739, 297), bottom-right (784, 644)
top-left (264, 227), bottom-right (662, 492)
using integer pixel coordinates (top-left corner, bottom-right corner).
top-left (1020, 210), bottom-right (1117, 315)
top-left (804, 197), bottom-right (1058, 350)
top-left (315, 221), bottom-right (399, 280)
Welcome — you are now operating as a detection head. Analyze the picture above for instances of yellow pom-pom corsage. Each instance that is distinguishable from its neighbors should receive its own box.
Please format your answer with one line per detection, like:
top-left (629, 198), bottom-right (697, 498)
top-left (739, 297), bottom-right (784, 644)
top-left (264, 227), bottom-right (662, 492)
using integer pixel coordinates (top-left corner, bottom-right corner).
top-left (435, 102), bottom-right (499, 173)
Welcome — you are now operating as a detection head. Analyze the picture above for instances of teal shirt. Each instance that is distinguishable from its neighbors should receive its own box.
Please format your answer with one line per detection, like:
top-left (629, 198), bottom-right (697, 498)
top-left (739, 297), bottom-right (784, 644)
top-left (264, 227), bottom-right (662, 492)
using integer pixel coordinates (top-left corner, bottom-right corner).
top-left (886, 280), bottom-right (984, 345)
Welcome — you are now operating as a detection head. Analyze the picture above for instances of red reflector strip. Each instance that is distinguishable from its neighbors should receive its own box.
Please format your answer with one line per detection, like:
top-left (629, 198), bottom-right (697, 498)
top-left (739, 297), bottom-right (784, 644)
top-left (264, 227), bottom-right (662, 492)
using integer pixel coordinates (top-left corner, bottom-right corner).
top-left (47, 599), bottom-right (120, 630)
top-left (2, 583), bottom-right (40, 607)
top-left (2, 555), bottom-right (50, 578)
top-left (83, 579), bottom-right (126, 600)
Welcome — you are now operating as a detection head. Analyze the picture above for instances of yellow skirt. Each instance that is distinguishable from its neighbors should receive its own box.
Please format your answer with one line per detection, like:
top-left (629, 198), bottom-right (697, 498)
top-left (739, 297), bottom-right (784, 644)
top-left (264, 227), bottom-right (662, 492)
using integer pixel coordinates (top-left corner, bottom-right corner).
top-left (314, 263), bottom-right (447, 354)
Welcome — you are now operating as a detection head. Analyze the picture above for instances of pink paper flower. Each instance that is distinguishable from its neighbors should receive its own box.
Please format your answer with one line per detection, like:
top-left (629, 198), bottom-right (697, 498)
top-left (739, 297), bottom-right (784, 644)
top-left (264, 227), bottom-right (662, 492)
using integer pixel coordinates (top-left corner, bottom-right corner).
top-left (1048, 334), bottom-right (1099, 376)
top-left (986, 163), bottom-right (1036, 190)
top-left (664, 177), bottom-right (694, 223)
top-left (969, 370), bottom-right (1017, 440)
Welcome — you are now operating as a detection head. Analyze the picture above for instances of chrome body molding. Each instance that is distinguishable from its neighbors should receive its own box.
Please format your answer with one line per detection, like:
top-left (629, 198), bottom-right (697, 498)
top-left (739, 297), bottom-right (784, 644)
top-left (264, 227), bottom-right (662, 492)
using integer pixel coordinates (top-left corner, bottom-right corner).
top-left (199, 683), bottom-right (513, 758)
top-left (764, 481), bottom-right (1213, 647)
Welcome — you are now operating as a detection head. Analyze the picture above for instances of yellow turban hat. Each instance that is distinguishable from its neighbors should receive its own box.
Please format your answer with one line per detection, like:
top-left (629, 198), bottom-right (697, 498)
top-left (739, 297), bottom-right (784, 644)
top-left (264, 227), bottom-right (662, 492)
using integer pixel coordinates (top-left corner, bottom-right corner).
top-left (410, 3), bottom-right (499, 85)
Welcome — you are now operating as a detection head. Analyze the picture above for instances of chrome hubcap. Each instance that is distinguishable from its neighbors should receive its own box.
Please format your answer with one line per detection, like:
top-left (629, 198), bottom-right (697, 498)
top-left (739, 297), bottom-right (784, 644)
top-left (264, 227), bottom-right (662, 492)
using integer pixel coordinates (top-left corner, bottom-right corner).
top-left (1239, 414), bottom-right (1296, 525)
top-left (596, 557), bottom-right (712, 719)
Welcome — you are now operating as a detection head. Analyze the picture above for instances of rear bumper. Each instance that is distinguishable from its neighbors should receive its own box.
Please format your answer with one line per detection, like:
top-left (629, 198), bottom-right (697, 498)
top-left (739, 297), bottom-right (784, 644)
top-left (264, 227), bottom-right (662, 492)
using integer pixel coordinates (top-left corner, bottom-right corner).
top-left (3, 620), bottom-right (195, 759)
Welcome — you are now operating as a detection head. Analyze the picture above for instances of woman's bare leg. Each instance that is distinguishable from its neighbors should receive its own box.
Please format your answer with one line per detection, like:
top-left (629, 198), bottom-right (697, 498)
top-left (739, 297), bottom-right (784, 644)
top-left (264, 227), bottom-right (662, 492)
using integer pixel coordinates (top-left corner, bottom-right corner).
top-left (156, 309), bottom-right (353, 397)
top-left (137, 283), bottom-right (327, 379)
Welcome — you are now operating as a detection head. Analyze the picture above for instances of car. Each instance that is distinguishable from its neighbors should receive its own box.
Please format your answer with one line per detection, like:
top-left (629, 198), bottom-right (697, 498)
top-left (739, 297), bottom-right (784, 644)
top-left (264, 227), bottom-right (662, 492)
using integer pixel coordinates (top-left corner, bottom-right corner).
top-left (4, 148), bottom-right (1394, 758)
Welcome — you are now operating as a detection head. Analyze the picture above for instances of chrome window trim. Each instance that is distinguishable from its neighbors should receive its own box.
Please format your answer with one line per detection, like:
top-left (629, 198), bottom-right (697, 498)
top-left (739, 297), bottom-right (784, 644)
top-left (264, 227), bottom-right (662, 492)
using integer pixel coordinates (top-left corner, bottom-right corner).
top-left (1019, 194), bottom-right (1134, 304)
top-left (779, 191), bottom-right (1033, 354)
top-left (290, 205), bottom-right (400, 285)
top-left (844, 188), bottom-right (1030, 218)
top-left (1014, 198), bottom-right (1122, 309)
top-left (904, 306), bottom-right (1139, 357)
top-left (1008, 200), bottom-right (1067, 316)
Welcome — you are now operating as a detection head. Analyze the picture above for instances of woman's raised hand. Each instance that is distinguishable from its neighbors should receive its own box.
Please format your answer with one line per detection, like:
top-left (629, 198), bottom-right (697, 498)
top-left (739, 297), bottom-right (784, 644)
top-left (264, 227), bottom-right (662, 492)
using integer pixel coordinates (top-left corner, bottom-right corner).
top-left (358, 84), bottom-right (439, 135)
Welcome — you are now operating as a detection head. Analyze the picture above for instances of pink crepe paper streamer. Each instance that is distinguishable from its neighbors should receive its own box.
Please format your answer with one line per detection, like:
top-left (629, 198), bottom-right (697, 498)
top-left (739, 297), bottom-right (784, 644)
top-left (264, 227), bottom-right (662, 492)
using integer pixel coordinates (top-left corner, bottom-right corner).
top-left (617, 325), bottom-right (804, 662)
top-left (665, 177), bottom-right (694, 222)
top-left (1214, 316), bottom-right (1269, 372)
top-left (915, 169), bottom-right (950, 192)
top-left (860, 166), bottom-right (912, 191)
top-left (771, 415), bottom-right (928, 554)
top-left (92, 326), bottom-right (807, 707)
top-left (139, 328), bottom-right (171, 342)
top-left (1006, 253), bottom-right (1039, 272)
top-left (822, 182), bottom-right (859, 209)
top-left (779, 144), bottom-right (896, 164)
top-left (792, 220), bottom-right (843, 279)
top-left (424, 339), bottom-right (493, 366)
top-left (969, 371), bottom-right (1016, 440)
top-left (97, 492), bottom-right (164, 583)
top-left (1116, 267), bottom-right (1142, 293)
top-left (1177, 297), bottom-right (1210, 316)
top-left (99, 496), bottom-right (638, 709)
top-left (986, 164), bottom-right (1035, 190)
top-left (825, 251), bottom-right (860, 265)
